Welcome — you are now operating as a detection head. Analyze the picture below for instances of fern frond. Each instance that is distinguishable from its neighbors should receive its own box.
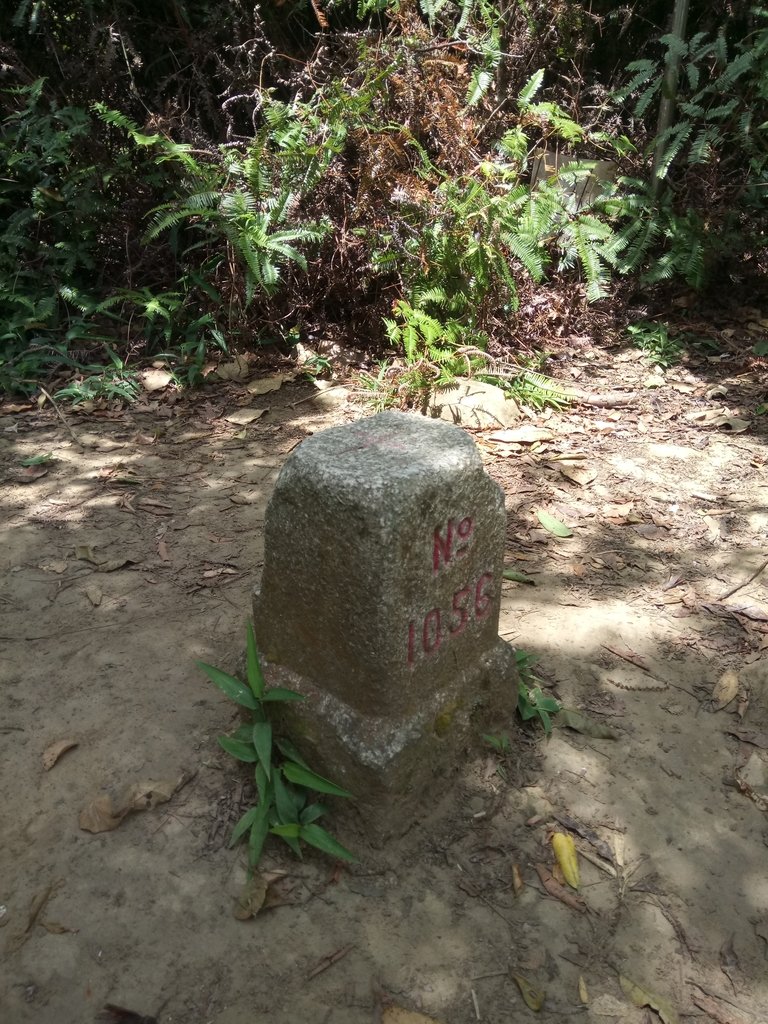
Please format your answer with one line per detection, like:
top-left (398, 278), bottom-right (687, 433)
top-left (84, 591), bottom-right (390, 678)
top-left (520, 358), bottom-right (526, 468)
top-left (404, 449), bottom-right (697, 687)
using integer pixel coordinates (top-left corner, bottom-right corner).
top-left (518, 69), bottom-right (545, 107)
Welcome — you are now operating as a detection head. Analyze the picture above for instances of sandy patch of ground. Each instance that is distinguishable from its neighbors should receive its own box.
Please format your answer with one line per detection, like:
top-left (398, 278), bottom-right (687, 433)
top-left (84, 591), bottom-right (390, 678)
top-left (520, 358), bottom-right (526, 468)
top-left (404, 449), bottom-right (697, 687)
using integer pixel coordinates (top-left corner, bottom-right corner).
top-left (1, 349), bottom-right (767, 1024)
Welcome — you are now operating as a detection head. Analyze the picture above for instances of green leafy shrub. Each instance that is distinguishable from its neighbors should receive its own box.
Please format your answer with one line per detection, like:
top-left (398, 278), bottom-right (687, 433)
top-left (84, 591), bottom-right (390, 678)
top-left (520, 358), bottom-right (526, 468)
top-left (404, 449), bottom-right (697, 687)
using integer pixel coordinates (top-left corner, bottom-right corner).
top-left (514, 649), bottom-right (560, 735)
top-left (0, 81), bottom-right (118, 391)
top-left (612, 13), bottom-right (768, 284)
top-left (197, 624), bottom-right (356, 870)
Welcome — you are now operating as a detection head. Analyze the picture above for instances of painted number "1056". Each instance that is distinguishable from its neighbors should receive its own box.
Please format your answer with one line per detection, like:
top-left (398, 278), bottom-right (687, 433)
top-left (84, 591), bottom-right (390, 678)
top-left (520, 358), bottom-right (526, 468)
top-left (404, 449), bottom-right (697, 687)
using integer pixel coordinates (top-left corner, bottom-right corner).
top-left (406, 572), bottom-right (493, 665)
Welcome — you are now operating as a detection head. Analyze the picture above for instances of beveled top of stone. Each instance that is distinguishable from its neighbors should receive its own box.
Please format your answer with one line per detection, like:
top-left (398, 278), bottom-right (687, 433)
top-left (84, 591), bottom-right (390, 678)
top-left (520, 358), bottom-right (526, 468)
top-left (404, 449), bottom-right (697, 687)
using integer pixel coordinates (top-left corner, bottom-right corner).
top-left (284, 411), bottom-right (482, 489)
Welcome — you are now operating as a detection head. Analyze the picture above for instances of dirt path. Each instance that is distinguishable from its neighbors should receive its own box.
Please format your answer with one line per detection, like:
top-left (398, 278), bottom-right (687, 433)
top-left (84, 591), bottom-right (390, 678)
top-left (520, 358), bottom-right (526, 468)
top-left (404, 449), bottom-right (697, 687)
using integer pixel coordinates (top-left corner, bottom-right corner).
top-left (1, 345), bottom-right (767, 1024)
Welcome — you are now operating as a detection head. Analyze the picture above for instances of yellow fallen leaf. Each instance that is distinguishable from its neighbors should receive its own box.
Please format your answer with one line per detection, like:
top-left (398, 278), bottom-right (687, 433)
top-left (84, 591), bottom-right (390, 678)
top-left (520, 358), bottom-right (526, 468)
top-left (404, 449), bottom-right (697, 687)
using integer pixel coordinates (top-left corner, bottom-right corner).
top-left (512, 973), bottom-right (545, 1011)
top-left (620, 975), bottom-right (679, 1024)
top-left (578, 976), bottom-right (588, 1004)
top-left (551, 832), bottom-right (580, 889)
top-left (711, 670), bottom-right (739, 711)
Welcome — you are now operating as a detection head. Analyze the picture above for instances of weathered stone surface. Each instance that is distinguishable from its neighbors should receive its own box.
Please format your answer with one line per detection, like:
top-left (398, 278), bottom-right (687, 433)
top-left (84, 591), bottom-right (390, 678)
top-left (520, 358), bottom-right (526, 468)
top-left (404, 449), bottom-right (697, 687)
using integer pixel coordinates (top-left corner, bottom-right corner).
top-left (252, 411), bottom-right (517, 839)
top-left (427, 378), bottom-right (519, 428)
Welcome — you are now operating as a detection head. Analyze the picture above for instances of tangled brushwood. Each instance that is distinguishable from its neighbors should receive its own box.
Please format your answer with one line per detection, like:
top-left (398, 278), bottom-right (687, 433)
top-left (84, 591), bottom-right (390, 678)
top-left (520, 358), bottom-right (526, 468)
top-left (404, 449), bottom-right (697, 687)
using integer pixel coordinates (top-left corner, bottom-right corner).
top-left (1, 1), bottom-right (766, 400)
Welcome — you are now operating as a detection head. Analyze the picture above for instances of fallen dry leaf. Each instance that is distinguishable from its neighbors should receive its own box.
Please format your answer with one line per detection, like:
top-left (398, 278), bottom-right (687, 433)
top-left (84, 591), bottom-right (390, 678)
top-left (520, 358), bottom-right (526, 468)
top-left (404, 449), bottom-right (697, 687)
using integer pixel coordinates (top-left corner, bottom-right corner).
top-left (551, 832), bottom-right (580, 889)
top-left (224, 407), bottom-right (267, 425)
top-left (578, 976), bottom-right (589, 1004)
top-left (39, 559), bottom-right (69, 574)
top-left (512, 862), bottom-right (524, 895)
top-left (42, 739), bottom-right (78, 771)
top-left (216, 355), bottom-right (251, 381)
top-left (534, 863), bottom-right (586, 913)
top-left (712, 670), bottom-right (740, 711)
top-left (40, 920), bottom-right (78, 934)
top-left (79, 777), bottom-right (184, 833)
top-left (18, 464), bottom-right (48, 482)
top-left (559, 463), bottom-right (597, 486)
top-left (488, 426), bottom-right (555, 444)
top-left (723, 600), bottom-right (768, 622)
top-left (512, 973), bottom-right (545, 1011)
top-left (713, 416), bottom-right (750, 432)
top-left (619, 975), bottom-right (679, 1024)
top-left (233, 874), bottom-right (267, 920)
top-left (603, 501), bottom-right (635, 519)
top-left (246, 371), bottom-right (297, 395)
top-left (139, 368), bottom-right (173, 392)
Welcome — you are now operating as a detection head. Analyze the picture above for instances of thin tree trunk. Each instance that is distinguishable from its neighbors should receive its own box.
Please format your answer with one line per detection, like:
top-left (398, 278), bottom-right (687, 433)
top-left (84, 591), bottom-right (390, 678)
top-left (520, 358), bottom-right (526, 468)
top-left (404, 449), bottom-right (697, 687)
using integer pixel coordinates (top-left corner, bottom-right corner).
top-left (652, 0), bottom-right (690, 195)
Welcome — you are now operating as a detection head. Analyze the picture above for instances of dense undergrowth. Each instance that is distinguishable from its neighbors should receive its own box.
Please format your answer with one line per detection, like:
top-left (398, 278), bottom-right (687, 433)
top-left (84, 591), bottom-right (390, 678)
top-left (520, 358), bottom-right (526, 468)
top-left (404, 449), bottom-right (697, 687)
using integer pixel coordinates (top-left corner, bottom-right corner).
top-left (1, 0), bottom-right (766, 404)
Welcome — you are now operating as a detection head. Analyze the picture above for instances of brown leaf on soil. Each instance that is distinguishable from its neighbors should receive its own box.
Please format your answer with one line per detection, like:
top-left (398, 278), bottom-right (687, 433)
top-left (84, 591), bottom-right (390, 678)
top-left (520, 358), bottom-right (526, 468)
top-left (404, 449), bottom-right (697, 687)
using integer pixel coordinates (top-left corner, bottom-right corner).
top-left (224, 407), bottom-right (267, 425)
top-left (215, 355), bottom-right (251, 381)
top-left (534, 863), bottom-right (587, 913)
top-left (558, 463), bottom-right (597, 486)
top-left (18, 464), bottom-right (48, 482)
top-left (603, 501), bottom-right (634, 520)
top-left (488, 426), bottom-right (555, 444)
top-left (723, 600), bottom-right (768, 622)
top-left (711, 670), bottom-right (740, 711)
top-left (246, 370), bottom-right (297, 394)
top-left (42, 738), bottom-right (78, 771)
top-left (79, 777), bottom-right (184, 833)
top-left (233, 874), bottom-right (267, 920)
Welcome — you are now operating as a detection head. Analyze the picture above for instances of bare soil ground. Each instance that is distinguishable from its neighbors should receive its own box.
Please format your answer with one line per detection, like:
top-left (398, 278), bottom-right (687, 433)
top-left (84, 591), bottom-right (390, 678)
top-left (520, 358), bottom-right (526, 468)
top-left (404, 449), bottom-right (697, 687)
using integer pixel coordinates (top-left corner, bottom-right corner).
top-left (2, 337), bottom-right (767, 1024)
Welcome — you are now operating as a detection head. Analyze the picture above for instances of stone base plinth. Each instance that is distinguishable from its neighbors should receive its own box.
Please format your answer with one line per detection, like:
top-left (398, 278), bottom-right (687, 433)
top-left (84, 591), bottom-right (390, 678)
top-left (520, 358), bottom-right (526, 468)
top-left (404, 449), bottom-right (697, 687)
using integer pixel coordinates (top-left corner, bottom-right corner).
top-left (256, 629), bottom-right (518, 841)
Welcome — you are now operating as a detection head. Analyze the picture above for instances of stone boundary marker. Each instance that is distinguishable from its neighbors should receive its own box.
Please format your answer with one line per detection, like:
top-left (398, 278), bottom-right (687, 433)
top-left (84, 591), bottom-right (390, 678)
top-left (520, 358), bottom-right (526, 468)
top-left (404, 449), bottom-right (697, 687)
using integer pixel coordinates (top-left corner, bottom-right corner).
top-left (253, 411), bottom-right (517, 839)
